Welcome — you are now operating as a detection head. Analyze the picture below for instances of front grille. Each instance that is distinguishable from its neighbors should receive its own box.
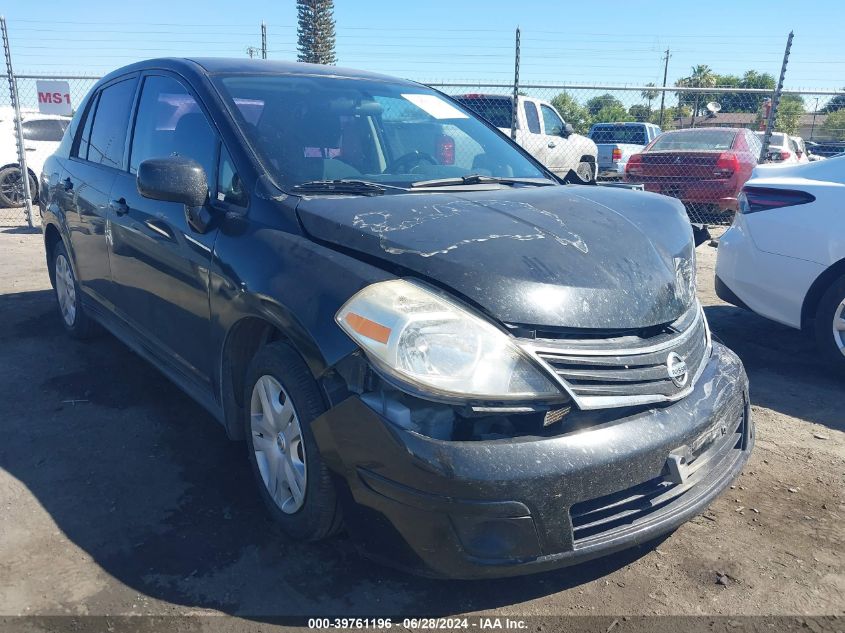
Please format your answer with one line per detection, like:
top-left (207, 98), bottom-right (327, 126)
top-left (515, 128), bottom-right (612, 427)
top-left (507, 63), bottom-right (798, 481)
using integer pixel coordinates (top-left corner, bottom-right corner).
top-left (524, 305), bottom-right (710, 409)
top-left (569, 396), bottom-right (746, 545)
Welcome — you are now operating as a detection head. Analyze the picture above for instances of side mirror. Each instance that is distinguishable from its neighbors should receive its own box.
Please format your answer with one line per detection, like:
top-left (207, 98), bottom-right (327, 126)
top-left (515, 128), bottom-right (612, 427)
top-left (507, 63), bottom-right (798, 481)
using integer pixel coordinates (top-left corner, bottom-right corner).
top-left (137, 156), bottom-right (212, 233)
top-left (563, 123), bottom-right (575, 137)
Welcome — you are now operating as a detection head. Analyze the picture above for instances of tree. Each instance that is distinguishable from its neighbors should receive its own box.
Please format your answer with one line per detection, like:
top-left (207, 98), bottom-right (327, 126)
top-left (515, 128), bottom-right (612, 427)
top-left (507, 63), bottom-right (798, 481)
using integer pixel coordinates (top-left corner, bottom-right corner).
top-left (297, 0), bottom-right (337, 65)
top-left (775, 95), bottom-right (805, 135)
top-left (585, 94), bottom-right (624, 118)
top-left (593, 103), bottom-right (628, 123)
top-left (821, 88), bottom-right (845, 113)
top-left (821, 109), bottom-right (845, 141)
top-left (628, 104), bottom-right (652, 122)
top-left (550, 92), bottom-right (591, 133)
top-left (640, 82), bottom-right (659, 112)
top-left (676, 65), bottom-right (716, 124)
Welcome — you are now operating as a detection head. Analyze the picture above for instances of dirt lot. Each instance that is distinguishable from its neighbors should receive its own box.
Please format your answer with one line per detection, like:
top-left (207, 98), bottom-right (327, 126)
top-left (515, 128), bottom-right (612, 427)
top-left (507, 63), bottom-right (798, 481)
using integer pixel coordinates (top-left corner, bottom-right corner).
top-left (0, 221), bottom-right (842, 622)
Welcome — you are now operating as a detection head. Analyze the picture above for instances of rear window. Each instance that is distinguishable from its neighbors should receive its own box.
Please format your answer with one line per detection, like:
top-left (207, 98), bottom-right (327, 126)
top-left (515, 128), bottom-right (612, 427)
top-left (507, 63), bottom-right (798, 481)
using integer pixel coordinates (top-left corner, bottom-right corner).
top-left (755, 132), bottom-right (786, 147)
top-left (650, 129), bottom-right (737, 151)
top-left (590, 125), bottom-right (647, 145)
top-left (22, 118), bottom-right (68, 142)
top-left (455, 97), bottom-right (512, 129)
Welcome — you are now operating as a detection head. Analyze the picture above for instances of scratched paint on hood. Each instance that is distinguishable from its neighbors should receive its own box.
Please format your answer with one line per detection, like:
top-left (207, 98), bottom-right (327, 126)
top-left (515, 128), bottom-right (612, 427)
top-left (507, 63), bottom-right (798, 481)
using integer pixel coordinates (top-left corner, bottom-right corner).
top-left (296, 185), bottom-right (695, 330)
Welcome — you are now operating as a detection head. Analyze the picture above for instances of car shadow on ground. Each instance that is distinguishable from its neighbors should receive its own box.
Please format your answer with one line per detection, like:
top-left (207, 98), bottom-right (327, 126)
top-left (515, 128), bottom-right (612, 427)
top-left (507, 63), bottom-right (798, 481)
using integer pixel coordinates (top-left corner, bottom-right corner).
top-left (0, 289), bottom-right (662, 618)
top-left (704, 304), bottom-right (843, 433)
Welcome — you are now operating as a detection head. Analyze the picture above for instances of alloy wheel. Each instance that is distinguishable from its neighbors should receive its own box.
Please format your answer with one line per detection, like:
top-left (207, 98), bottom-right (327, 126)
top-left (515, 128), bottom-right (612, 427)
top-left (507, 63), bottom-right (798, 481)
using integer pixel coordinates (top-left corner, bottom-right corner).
top-left (54, 254), bottom-right (77, 327)
top-left (833, 298), bottom-right (845, 357)
top-left (250, 375), bottom-right (307, 514)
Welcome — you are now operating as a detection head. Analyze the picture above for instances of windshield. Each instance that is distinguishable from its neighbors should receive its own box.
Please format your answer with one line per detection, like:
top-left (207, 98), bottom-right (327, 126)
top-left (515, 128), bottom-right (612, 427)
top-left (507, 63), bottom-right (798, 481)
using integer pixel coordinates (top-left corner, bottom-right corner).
top-left (590, 125), bottom-right (647, 145)
top-left (214, 75), bottom-right (546, 190)
top-left (650, 129), bottom-right (737, 151)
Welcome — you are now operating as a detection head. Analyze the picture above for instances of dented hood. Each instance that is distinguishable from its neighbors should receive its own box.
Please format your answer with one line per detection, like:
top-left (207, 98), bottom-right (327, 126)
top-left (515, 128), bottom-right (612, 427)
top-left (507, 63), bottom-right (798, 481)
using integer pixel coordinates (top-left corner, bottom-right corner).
top-left (296, 185), bottom-right (696, 330)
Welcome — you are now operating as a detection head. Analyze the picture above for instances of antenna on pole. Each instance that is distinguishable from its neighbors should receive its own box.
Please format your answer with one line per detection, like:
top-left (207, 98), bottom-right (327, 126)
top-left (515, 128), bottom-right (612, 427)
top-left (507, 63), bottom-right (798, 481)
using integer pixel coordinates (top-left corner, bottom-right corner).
top-left (759, 31), bottom-right (794, 163)
top-left (511, 26), bottom-right (520, 141)
top-left (261, 21), bottom-right (267, 59)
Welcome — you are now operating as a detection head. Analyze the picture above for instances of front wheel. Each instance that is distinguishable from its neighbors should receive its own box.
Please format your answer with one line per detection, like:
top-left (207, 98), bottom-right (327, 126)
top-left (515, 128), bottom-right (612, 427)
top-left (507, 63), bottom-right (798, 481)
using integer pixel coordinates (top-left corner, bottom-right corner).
top-left (244, 341), bottom-right (342, 540)
top-left (814, 273), bottom-right (845, 373)
top-left (576, 161), bottom-right (595, 183)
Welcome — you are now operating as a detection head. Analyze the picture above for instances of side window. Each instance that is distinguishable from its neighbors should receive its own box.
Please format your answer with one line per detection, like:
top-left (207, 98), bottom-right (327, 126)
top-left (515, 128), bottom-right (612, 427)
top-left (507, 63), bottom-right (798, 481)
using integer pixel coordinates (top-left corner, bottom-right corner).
top-left (87, 78), bottom-right (137, 169)
top-left (540, 105), bottom-right (564, 136)
top-left (523, 101), bottom-right (541, 134)
top-left (75, 93), bottom-right (99, 160)
top-left (216, 146), bottom-right (247, 207)
top-left (130, 75), bottom-right (217, 181)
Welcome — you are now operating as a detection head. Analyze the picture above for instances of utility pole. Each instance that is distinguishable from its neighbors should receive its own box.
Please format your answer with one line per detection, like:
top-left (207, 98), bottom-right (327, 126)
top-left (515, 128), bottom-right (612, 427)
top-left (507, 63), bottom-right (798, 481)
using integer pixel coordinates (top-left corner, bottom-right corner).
top-left (658, 48), bottom-right (670, 128)
top-left (759, 31), bottom-right (793, 163)
top-left (1, 15), bottom-right (34, 227)
top-left (261, 21), bottom-right (267, 59)
top-left (511, 27), bottom-right (520, 141)
top-left (810, 96), bottom-right (819, 140)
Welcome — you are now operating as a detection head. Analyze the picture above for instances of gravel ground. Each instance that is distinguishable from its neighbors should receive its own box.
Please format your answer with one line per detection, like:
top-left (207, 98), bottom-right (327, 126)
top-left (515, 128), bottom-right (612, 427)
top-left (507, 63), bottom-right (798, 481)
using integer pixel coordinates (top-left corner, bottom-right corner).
top-left (0, 222), bottom-right (842, 624)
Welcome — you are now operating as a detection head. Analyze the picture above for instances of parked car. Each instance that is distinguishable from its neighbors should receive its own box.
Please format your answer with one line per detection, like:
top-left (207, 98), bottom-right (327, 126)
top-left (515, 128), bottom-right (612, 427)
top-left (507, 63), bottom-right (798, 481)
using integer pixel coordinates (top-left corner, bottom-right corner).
top-left (625, 127), bottom-right (761, 215)
top-left (754, 131), bottom-right (808, 164)
top-left (791, 135), bottom-right (811, 163)
top-left (588, 121), bottom-right (662, 179)
top-left (716, 156), bottom-right (845, 371)
top-left (455, 93), bottom-right (598, 182)
top-left (806, 140), bottom-right (845, 159)
top-left (0, 108), bottom-right (71, 207)
top-left (40, 58), bottom-right (751, 579)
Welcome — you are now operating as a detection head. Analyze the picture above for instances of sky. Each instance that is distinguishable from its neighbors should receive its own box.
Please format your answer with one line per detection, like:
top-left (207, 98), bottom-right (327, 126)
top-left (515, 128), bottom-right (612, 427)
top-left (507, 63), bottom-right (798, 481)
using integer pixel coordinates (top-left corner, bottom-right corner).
top-left (4, 0), bottom-right (844, 91)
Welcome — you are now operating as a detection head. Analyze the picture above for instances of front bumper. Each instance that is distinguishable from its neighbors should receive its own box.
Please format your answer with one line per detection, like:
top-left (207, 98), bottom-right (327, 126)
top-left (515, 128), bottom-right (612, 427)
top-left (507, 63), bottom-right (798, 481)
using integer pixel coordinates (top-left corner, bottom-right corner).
top-left (312, 342), bottom-right (752, 579)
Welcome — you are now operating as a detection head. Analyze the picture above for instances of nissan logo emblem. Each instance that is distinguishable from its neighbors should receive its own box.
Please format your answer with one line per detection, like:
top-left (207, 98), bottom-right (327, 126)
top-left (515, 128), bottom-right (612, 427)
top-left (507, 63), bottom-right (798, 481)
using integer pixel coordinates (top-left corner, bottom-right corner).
top-left (667, 352), bottom-right (689, 388)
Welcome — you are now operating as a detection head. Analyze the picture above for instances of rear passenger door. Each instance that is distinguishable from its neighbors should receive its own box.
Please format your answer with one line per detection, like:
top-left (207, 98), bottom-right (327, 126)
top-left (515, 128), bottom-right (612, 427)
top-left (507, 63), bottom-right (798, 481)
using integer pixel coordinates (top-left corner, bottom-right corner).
top-left (61, 75), bottom-right (138, 309)
top-left (107, 72), bottom-right (231, 389)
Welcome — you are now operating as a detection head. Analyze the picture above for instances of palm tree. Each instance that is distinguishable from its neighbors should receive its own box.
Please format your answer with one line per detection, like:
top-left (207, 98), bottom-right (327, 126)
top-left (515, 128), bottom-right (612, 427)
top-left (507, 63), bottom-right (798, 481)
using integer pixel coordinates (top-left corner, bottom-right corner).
top-left (677, 65), bottom-right (716, 127)
top-left (641, 82), bottom-right (659, 114)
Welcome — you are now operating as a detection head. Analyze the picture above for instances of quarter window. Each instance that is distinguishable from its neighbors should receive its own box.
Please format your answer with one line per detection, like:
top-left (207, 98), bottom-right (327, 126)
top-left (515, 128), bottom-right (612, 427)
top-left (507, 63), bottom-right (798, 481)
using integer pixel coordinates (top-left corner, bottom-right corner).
top-left (217, 146), bottom-right (247, 207)
top-left (130, 75), bottom-right (217, 181)
top-left (524, 101), bottom-right (541, 134)
top-left (87, 78), bottom-right (136, 169)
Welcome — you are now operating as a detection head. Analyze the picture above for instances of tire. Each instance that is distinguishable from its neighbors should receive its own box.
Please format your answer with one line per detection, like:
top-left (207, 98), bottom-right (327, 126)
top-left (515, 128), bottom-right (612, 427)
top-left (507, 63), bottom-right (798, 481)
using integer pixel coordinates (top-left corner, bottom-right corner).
top-left (814, 273), bottom-right (845, 373)
top-left (576, 161), bottom-right (595, 183)
top-left (0, 166), bottom-right (37, 208)
top-left (51, 242), bottom-right (97, 339)
top-left (244, 341), bottom-right (342, 541)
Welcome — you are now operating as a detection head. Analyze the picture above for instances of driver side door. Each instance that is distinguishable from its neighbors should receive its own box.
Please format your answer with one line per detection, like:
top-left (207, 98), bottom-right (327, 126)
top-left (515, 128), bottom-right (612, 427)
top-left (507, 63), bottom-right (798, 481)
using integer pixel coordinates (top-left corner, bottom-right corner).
top-left (539, 104), bottom-right (573, 174)
top-left (107, 72), bottom-right (224, 390)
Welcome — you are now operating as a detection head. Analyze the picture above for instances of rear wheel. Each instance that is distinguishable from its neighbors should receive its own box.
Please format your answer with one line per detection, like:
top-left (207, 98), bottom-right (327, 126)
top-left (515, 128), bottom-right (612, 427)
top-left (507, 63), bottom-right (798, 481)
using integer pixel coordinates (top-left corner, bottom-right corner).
top-left (52, 242), bottom-right (96, 339)
top-left (814, 273), bottom-right (845, 373)
top-left (244, 341), bottom-right (342, 540)
top-left (0, 166), bottom-right (37, 207)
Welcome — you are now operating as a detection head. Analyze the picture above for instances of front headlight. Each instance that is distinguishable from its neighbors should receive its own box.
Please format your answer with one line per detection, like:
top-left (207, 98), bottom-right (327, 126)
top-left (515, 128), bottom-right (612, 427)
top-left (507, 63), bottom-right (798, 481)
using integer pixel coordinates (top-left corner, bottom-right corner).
top-left (336, 279), bottom-right (563, 401)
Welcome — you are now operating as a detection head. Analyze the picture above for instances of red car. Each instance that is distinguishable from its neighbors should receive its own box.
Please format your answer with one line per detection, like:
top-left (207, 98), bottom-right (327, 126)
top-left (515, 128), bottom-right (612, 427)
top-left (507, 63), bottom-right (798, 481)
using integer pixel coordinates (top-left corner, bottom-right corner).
top-left (624, 127), bottom-right (761, 214)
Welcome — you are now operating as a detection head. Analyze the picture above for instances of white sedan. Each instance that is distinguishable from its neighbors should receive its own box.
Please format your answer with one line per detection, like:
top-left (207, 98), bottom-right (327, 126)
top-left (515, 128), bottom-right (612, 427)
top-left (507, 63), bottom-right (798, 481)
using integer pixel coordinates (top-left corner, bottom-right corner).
top-left (0, 108), bottom-right (70, 207)
top-left (716, 156), bottom-right (845, 370)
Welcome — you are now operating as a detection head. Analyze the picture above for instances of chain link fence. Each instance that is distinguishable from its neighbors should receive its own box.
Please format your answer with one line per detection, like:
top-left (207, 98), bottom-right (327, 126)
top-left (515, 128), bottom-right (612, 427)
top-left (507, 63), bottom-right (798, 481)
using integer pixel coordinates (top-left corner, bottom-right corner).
top-left (0, 75), bottom-right (98, 225)
top-left (1, 71), bottom-right (843, 227)
top-left (432, 83), bottom-right (845, 225)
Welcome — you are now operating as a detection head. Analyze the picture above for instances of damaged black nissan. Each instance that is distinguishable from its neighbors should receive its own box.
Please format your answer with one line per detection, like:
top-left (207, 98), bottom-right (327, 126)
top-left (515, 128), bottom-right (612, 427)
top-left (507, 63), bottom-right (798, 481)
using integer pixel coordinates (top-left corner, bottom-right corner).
top-left (40, 58), bottom-right (753, 579)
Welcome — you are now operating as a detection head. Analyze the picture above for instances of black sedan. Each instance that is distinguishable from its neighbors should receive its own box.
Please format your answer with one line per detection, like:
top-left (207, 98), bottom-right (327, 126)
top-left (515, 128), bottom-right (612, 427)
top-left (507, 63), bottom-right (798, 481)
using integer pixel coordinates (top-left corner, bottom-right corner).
top-left (38, 58), bottom-right (752, 578)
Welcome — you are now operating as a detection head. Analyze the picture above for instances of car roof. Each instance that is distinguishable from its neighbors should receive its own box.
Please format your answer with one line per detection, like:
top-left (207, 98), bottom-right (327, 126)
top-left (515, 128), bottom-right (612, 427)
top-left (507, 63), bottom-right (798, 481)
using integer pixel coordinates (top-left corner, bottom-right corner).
top-left (98, 57), bottom-right (418, 87)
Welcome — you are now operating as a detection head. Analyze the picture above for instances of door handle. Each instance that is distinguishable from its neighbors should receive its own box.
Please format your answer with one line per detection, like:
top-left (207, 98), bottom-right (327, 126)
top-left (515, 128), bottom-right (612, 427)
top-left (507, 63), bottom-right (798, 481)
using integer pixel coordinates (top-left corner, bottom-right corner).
top-left (547, 141), bottom-right (557, 149)
top-left (25, 146), bottom-right (35, 152)
top-left (110, 198), bottom-right (130, 216)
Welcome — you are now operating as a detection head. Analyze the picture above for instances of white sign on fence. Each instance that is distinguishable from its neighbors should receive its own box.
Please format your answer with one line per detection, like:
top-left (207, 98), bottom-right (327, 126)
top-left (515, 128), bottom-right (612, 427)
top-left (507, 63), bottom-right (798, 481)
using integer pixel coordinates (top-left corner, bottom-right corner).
top-left (36, 80), bottom-right (72, 116)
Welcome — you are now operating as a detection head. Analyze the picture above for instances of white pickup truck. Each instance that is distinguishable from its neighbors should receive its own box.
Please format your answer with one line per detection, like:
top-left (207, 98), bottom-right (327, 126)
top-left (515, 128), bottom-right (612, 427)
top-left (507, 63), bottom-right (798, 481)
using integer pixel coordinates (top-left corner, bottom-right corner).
top-left (455, 94), bottom-right (598, 182)
top-left (588, 121), bottom-right (662, 180)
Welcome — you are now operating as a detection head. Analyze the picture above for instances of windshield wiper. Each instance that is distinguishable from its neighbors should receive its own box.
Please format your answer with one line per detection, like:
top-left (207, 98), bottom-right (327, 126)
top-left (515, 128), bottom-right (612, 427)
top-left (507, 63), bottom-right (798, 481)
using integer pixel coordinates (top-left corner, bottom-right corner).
top-left (410, 174), bottom-right (556, 189)
top-left (291, 179), bottom-right (403, 196)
